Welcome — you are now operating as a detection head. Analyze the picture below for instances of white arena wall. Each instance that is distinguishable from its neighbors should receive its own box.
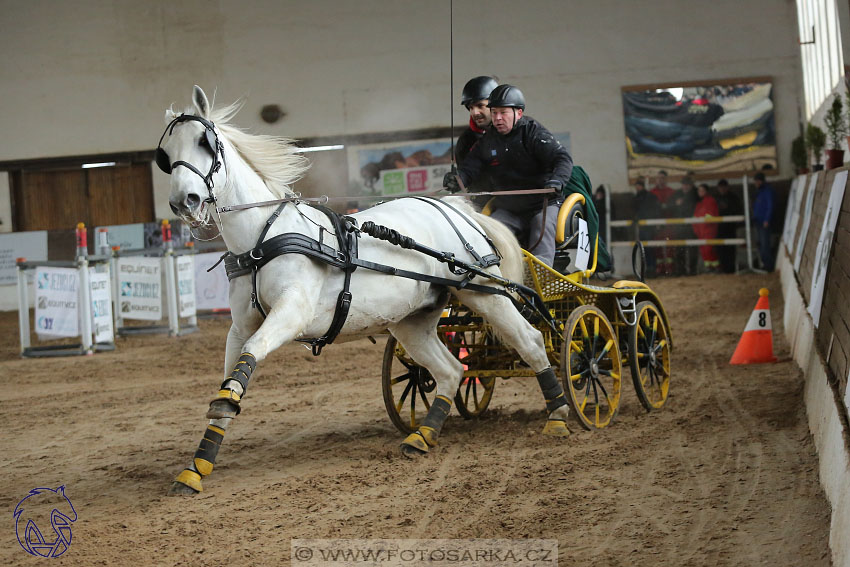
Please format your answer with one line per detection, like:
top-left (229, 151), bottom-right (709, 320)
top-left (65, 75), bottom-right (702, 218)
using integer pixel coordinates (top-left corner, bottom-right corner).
top-left (0, 0), bottom-right (802, 211)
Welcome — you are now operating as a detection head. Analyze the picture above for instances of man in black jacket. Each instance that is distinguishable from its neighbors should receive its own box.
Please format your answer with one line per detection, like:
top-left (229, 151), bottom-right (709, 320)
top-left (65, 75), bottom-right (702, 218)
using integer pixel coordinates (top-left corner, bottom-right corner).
top-left (455, 76), bottom-right (498, 163)
top-left (444, 84), bottom-right (572, 266)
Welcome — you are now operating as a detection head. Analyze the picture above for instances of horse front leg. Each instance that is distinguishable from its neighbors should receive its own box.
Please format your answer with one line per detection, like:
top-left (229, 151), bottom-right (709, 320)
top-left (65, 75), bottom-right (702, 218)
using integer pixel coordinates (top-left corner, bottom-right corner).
top-left (168, 297), bottom-right (311, 495)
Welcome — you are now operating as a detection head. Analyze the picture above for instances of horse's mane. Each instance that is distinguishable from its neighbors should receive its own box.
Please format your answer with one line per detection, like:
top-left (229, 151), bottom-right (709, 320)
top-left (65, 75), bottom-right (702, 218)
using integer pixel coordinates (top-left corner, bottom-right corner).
top-left (204, 100), bottom-right (310, 199)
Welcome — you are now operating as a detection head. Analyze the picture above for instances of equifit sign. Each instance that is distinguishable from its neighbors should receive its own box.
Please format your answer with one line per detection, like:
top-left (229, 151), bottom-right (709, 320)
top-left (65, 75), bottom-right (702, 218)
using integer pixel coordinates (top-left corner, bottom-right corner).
top-left (117, 257), bottom-right (162, 321)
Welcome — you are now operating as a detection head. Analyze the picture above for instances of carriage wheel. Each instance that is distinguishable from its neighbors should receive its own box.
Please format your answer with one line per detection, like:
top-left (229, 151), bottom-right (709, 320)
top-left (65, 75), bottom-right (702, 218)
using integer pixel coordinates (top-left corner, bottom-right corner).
top-left (382, 336), bottom-right (438, 434)
top-left (560, 305), bottom-right (622, 430)
top-left (629, 301), bottom-right (671, 411)
top-left (446, 331), bottom-right (496, 419)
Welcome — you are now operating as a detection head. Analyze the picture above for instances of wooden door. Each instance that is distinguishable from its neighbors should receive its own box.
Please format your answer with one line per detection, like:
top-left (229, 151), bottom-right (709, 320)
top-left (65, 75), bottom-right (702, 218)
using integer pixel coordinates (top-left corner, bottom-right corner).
top-left (11, 163), bottom-right (154, 231)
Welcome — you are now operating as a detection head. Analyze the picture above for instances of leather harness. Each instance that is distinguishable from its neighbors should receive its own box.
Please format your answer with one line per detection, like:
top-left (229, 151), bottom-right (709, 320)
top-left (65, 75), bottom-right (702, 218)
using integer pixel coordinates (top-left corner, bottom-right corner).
top-left (217, 196), bottom-right (553, 356)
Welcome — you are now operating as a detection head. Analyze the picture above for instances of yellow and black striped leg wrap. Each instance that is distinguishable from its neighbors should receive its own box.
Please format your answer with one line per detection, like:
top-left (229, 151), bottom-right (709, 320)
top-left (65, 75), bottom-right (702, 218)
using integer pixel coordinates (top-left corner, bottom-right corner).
top-left (193, 425), bottom-right (225, 477)
top-left (171, 425), bottom-right (227, 493)
top-left (536, 367), bottom-right (567, 412)
top-left (537, 367), bottom-right (570, 437)
top-left (401, 395), bottom-right (452, 454)
top-left (207, 353), bottom-right (256, 418)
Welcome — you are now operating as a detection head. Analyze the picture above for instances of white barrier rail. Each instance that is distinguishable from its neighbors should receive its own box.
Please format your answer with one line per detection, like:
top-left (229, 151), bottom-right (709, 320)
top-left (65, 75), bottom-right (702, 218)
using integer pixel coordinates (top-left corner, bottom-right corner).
top-left (110, 245), bottom-right (199, 337)
top-left (16, 242), bottom-right (115, 358)
top-left (106, 220), bottom-right (199, 337)
top-left (605, 175), bottom-right (759, 272)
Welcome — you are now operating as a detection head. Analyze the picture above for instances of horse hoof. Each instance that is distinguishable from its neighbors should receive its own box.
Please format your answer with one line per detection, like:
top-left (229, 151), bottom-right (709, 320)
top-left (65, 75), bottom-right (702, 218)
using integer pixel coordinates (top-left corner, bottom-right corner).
top-left (400, 443), bottom-right (428, 458)
top-left (542, 419), bottom-right (571, 438)
top-left (206, 399), bottom-right (238, 419)
top-left (167, 481), bottom-right (200, 496)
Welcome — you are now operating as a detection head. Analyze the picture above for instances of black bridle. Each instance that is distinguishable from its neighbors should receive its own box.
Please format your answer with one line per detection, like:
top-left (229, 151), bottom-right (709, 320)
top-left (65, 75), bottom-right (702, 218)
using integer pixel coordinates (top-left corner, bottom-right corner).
top-left (155, 114), bottom-right (226, 205)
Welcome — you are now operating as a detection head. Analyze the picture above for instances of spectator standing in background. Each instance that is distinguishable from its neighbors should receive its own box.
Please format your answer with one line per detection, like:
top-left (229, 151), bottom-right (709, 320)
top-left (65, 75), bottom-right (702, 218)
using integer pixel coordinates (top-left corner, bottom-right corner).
top-left (594, 185), bottom-right (608, 243)
top-left (651, 170), bottom-right (675, 275)
top-left (633, 178), bottom-right (661, 277)
top-left (693, 183), bottom-right (719, 272)
top-left (752, 172), bottom-right (776, 272)
top-left (671, 175), bottom-right (697, 275)
top-left (714, 179), bottom-right (742, 273)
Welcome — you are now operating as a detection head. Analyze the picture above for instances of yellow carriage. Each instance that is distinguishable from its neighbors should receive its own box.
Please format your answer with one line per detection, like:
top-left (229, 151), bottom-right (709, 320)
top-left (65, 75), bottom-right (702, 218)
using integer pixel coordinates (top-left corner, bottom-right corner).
top-left (382, 193), bottom-right (673, 433)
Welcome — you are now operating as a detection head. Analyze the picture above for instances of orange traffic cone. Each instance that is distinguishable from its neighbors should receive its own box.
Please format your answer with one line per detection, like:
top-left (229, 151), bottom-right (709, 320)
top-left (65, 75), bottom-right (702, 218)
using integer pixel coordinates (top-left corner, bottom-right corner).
top-left (730, 288), bottom-right (777, 364)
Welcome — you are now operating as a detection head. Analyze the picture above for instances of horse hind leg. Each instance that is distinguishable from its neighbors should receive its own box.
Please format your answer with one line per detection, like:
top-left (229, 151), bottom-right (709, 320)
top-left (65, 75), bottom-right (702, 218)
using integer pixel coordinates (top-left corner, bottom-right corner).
top-left (454, 291), bottom-right (571, 437)
top-left (388, 307), bottom-right (465, 457)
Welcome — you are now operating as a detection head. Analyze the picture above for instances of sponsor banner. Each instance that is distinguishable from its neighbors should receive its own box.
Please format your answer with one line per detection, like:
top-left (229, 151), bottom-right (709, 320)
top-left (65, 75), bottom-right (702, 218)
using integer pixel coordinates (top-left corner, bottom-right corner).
top-left (794, 172), bottom-right (820, 271)
top-left (117, 257), bottom-right (162, 321)
top-left (194, 252), bottom-right (230, 311)
top-left (808, 170), bottom-right (848, 327)
top-left (0, 231), bottom-right (47, 284)
top-left (781, 175), bottom-right (802, 250)
top-left (34, 267), bottom-right (79, 340)
top-left (176, 255), bottom-right (197, 317)
top-left (377, 165), bottom-right (449, 195)
top-left (89, 268), bottom-right (114, 343)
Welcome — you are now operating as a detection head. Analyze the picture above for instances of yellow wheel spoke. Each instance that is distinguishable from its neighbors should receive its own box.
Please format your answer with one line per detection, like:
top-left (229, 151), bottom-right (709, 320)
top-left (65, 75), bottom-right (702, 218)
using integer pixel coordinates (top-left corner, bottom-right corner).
top-left (578, 318), bottom-right (589, 340)
top-left (570, 340), bottom-right (582, 353)
top-left (570, 372), bottom-right (583, 382)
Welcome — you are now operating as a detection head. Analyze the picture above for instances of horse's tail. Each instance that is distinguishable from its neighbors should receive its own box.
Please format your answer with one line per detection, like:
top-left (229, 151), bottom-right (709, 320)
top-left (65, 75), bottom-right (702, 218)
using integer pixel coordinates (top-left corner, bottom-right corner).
top-left (441, 197), bottom-right (525, 284)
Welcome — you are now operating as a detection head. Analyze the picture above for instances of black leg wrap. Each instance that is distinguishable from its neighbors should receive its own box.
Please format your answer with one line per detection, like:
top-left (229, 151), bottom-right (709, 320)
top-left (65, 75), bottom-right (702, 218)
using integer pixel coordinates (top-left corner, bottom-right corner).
top-left (192, 426), bottom-right (225, 476)
top-left (422, 395), bottom-right (452, 431)
top-left (220, 353), bottom-right (257, 392)
top-left (536, 367), bottom-right (568, 412)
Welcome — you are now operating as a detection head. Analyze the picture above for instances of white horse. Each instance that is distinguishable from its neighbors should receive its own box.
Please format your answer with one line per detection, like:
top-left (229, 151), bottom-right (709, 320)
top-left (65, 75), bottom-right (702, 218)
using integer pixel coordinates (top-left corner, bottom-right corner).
top-left (162, 86), bottom-right (571, 495)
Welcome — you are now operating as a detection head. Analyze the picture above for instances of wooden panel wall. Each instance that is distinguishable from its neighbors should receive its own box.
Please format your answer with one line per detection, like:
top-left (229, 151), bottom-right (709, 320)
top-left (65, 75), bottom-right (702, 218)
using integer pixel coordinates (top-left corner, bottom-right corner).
top-left (11, 163), bottom-right (154, 231)
top-left (786, 166), bottom-right (850, 418)
top-left (813, 169), bottom-right (850, 405)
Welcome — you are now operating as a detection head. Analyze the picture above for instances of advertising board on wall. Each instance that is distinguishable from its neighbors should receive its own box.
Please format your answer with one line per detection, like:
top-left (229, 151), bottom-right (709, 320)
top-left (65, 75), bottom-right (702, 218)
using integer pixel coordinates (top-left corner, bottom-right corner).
top-left (0, 231), bottom-right (47, 285)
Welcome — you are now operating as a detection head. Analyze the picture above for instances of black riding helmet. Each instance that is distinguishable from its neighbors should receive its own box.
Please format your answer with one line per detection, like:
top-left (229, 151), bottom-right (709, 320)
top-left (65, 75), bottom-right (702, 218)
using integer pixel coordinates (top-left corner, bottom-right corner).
top-left (487, 84), bottom-right (526, 109)
top-left (460, 76), bottom-right (499, 107)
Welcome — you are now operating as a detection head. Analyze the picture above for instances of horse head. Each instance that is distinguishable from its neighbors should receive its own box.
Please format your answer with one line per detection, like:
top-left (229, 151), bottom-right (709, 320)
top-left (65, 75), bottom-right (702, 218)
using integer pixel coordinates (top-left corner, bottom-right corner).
top-left (159, 85), bottom-right (227, 225)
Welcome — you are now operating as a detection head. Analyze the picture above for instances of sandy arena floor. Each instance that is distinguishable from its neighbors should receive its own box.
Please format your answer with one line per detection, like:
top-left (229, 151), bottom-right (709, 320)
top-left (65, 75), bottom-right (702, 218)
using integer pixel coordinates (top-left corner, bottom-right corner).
top-left (0, 272), bottom-right (832, 566)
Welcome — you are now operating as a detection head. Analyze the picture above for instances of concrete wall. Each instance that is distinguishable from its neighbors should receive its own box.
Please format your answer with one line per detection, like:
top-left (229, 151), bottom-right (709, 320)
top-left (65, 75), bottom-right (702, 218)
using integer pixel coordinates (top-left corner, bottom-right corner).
top-left (778, 165), bottom-right (850, 567)
top-left (0, 0), bottom-right (803, 199)
top-left (780, 252), bottom-right (850, 567)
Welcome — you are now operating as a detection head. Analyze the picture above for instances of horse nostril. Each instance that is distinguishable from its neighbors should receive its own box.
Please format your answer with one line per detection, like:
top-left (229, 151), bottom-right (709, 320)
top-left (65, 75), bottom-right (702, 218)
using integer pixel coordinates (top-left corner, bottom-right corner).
top-left (186, 193), bottom-right (201, 208)
top-left (169, 202), bottom-right (180, 215)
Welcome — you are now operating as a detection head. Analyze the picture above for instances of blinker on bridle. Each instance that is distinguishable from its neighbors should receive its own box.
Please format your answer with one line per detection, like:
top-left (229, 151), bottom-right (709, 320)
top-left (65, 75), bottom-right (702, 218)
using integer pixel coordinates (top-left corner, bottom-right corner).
top-left (155, 114), bottom-right (225, 204)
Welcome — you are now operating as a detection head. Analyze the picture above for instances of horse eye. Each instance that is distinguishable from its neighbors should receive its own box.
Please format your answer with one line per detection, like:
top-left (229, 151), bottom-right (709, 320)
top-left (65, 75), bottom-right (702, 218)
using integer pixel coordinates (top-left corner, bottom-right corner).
top-left (198, 135), bottom-right (209, 148)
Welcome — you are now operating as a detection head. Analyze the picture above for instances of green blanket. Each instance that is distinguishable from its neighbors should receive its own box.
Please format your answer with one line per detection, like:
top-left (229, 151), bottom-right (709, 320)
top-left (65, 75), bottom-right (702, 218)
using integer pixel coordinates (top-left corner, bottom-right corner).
top-left (563, 166), bottom-right (611, 272)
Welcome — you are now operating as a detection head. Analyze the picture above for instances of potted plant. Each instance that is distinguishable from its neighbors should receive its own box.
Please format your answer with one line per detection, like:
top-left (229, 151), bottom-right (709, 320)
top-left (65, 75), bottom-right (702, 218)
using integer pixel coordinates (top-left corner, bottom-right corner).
top-left (791, 135), bottom-right (808, 174)
top-left (806, 123), bottom-right (826, 171)
top-left (844, 86), bottom-right (850, 149)
top-left (823, 95), bottom-right (846, 169)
